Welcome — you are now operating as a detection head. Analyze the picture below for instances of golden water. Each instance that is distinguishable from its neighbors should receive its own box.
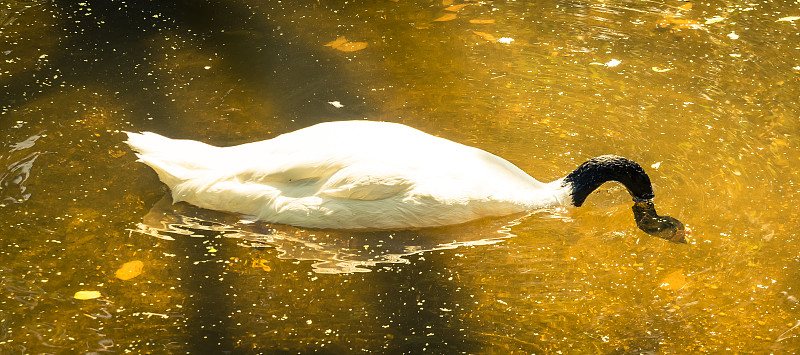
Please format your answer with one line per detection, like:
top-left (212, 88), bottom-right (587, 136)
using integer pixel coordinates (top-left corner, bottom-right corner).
top-left (1, 0), bottom-right (799, 353)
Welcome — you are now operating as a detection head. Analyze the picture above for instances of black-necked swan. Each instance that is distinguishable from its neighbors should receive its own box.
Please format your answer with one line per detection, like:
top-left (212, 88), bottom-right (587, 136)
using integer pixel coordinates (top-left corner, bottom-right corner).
top-left (125, 120), bottom-right (687, 243)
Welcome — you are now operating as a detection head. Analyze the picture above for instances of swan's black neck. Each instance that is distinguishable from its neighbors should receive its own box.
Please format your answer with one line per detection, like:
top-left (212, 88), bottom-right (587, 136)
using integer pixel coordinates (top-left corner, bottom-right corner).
top-left (562, 155), bottom-right (655, 207)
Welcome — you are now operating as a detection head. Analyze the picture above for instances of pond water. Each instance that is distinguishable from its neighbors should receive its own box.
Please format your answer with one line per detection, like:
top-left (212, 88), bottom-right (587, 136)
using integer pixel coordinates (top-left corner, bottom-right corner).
top-left (2, 0), bottom-right (799, 353)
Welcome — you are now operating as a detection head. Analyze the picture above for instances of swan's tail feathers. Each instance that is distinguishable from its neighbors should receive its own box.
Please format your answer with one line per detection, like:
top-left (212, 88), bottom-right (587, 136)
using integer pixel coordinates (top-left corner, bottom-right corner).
top-left (124, 131), bottom-right (181, 157)
top-left (124, 131), bottom-right (220, 189)
top-left (133, 154), bottom-right (195, 190)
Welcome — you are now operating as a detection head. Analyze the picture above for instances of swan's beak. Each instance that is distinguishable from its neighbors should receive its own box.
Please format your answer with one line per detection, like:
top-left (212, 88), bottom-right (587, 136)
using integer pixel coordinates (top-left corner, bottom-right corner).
top-left (632, 201), bottom-right (689, 244)
top-left (670, 225), bottom-right (692, 244)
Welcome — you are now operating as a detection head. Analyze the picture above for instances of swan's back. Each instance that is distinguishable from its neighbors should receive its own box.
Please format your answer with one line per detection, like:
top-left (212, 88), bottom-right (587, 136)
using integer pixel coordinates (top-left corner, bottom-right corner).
top-left (126, 121), bottom-right (563, 229)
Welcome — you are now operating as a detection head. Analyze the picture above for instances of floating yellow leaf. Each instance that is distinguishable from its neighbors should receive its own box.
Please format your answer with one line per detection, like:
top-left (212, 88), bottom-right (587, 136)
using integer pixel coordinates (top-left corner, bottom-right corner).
top-left (434, 13), bottom-right (457, 22)
top-left (109, 149), bottom-right (126, 158)
top-left (325, 37), bottom-right (368, 52)
top-left (705, 16), bottom-right (725, 24)
top-left (469, 19), bottom-right (495, 24)
top-left (252, 259), bottom-right (272, 272)
top-left (678, 2), bottom-right (692, 10)
top-left (324, 36), bottom-right (349, 49)
top-left (74, 291), bottom-right (102, 300)
top-left (115, 260), bottom-right (144, 280)
top-left (659, 270), bottom-right (687, 291)
top-left (473, 31), bottom-right (497, 42)
top-left (445, 4), bottom-right (470, 12)
top-left (337, 41), bottom-right (368, 52)
top-left (777, 16), bottom-right (800, 22)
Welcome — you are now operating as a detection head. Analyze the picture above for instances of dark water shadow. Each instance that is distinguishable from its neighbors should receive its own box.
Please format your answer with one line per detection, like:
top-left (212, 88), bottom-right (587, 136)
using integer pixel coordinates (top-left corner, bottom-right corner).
top-left (1, 0), bottom-right (375, 132)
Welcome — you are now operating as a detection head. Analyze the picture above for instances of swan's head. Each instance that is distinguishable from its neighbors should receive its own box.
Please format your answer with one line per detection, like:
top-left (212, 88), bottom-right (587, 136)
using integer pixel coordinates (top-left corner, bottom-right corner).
top-left (632, 201), bottom-right (688, 243)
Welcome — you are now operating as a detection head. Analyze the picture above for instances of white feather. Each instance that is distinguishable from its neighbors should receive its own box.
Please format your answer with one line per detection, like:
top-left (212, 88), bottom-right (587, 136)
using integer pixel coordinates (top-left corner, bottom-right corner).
top-left (125, 121), bottom-right (572, 229)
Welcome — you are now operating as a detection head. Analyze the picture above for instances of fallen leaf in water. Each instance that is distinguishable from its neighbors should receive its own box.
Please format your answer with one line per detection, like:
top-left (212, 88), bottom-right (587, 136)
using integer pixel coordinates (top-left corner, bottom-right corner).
top-left (324, 37), bottom-right (368, 52)
top-left (473, 31), bottom-right (497, 42)
top-left (777, 16), bottom-right (800, 22)
top-left (445, 4), bottom-right (469, 12)
top-left (74, 291), bottom-right (103, 300)
top-left (252, 259), bottom-right (272, 272)
top-left (109, 149), bottom-right (126, 158)
top-left (659, 270), bottom-right (687, 291)
top-left (705, 16), bottom-right (725, 24)
top-left (324, 36), bottom-right (348, 48)
top-left (469, 19), bottom-right (495, 24)
top-left (115, 260), bottom-right (144, 280)
top-left (678, 2), bottom-right (692, 10)
top-left (337, 41), bottom-right (368, 52)
top-left (434, 13), bottom-right (457, 22)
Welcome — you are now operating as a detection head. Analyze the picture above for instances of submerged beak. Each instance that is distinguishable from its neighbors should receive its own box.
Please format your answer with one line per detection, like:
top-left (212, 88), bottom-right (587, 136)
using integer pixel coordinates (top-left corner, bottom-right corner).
top-left (632, 201), bottom-right (688, 244)
top-left (670, 225), bottom-right (692, 244)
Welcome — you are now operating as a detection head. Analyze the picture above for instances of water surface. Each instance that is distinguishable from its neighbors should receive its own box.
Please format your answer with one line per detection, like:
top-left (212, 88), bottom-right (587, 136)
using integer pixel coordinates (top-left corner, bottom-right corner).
top-left (1, 0), bottom-right (799, 353)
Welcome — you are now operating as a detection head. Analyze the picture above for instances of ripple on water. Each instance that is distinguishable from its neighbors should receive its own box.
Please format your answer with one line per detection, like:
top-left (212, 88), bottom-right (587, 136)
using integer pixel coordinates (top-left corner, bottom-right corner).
top-left (0, 131), bottom-right (44, 207)
top-left (131, 194), bottom-right (567, 274)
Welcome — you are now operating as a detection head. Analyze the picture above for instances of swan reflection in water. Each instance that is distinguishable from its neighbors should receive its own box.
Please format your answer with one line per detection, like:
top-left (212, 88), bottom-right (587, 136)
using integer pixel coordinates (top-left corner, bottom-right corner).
top-left (132, 195), bottom-right (570, 274)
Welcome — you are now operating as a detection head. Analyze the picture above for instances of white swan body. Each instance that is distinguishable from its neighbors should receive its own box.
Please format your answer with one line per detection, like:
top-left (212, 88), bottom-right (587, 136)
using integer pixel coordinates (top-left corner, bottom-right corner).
top-left (126, 121), bottom-right (573, 229)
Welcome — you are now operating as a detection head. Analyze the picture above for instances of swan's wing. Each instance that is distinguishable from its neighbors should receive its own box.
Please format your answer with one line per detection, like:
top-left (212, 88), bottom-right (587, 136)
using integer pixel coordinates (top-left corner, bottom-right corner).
top-left (318, 165), bottom-right (414, 201)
